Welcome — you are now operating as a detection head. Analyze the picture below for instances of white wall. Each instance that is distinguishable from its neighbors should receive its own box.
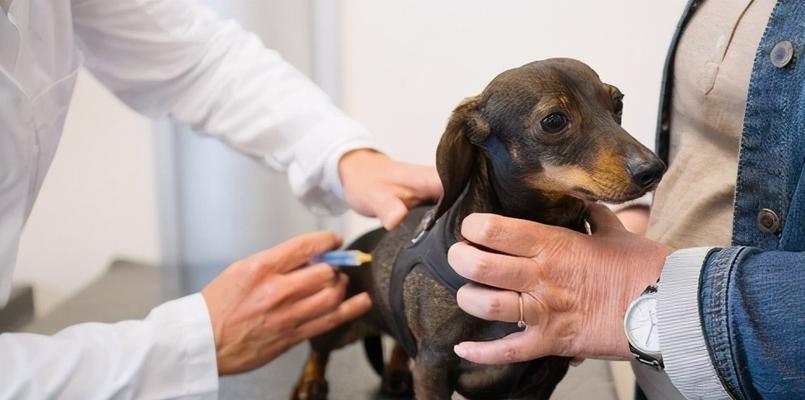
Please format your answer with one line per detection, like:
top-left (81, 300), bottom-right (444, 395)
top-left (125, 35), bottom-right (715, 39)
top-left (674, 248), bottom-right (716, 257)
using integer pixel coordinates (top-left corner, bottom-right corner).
top-left (13, 72), bottom-right (161, 316)
top-left (339, 0), bottom-right (689, 238)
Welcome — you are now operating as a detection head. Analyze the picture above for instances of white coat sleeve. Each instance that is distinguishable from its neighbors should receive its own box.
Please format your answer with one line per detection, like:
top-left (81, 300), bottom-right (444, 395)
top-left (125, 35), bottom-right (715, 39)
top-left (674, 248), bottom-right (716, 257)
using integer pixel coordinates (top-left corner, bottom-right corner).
top-left (0, 293), bottom-right (218, 399)
top-left (70, 0), bottom-right (375, 214)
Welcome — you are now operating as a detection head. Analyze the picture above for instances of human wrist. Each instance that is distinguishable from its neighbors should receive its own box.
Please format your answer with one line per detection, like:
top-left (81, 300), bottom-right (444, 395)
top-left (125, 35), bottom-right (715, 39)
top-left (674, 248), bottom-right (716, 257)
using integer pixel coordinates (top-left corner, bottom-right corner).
top-left (200, 286), bottom-right (224, 360)
top-left (337, 148), bottom-right (383, 185)
top-left (323, 145), bottom-right (378, 202)
top-left (609, 240), bottom-right (671, 360)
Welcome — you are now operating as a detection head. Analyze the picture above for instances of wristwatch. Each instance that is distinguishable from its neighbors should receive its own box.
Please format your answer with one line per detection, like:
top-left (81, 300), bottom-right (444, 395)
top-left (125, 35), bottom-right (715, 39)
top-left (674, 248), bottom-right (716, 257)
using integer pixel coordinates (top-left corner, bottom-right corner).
top-left (624, 285), bottom-right (664, 369)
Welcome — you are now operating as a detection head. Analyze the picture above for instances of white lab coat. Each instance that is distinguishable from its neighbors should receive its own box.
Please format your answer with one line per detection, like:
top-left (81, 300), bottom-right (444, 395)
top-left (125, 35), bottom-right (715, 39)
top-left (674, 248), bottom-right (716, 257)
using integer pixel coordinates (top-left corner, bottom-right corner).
top-left (0, 0), bottom-right (373, 398)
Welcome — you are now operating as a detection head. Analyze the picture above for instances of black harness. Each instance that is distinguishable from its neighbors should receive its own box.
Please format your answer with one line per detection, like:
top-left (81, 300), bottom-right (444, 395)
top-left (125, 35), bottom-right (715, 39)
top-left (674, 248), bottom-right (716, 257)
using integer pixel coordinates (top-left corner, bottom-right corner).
top-left (387, 208), bottom-right (469, 357)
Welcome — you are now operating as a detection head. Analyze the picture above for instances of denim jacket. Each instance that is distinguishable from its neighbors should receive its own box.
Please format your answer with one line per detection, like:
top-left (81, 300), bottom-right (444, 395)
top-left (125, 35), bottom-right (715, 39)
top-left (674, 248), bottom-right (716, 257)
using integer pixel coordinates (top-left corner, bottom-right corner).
top-left (654, 1), bottom-right (805, 398)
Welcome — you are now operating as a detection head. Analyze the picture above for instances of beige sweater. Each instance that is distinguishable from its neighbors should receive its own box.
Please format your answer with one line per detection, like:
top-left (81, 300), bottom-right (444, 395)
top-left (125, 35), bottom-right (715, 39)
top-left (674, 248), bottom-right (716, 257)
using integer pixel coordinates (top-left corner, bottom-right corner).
top-left (647, 0), bottom-right (775, 250)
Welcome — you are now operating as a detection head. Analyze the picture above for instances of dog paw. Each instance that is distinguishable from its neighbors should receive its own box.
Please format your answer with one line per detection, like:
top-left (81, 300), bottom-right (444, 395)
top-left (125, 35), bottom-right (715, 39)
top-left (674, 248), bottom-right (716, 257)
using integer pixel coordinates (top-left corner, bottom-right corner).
top-left (380, 369), bottom-right (413, 398)
top-left (291, 380), bottom-right (329, 400)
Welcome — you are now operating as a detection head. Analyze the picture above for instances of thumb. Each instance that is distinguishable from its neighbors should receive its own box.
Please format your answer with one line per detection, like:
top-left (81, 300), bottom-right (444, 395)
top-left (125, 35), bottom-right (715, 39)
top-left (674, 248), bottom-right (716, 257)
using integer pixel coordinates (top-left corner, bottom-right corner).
top-left (586, 203), bottom-right (625, 234)
top-left (375, 193), bottom-right (408, 230)
top-left (453, 329), bottom-right (549, 365)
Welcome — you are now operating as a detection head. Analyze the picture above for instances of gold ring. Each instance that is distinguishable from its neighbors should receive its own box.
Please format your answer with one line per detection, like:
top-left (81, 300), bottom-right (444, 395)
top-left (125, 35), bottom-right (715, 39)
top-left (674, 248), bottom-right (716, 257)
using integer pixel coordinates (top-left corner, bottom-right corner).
top-left (517, 292), bottom-right (527, 330)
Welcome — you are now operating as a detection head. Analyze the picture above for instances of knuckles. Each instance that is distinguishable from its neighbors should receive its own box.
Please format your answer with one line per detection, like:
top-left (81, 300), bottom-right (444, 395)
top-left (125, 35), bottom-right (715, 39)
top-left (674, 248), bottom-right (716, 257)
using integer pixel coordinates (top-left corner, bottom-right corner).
top-left (485, 296), bottom-right (504, 318)
top-left (322, 285), bottom-right (346, 310)
top-left (258, 280), bottom-right (286, 309)
top-left (466, 251), bottom-right (497, 280)
top-left (463, 213), bottom-right (504, 244)
top-left (502, 346), bottom-right (521, 362)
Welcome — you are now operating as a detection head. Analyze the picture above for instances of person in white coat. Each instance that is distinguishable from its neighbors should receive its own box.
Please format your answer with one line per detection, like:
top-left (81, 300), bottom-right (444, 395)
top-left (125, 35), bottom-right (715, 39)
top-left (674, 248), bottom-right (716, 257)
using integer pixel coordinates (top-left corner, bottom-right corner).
top-left (0, 0), bottom-right (441, 398)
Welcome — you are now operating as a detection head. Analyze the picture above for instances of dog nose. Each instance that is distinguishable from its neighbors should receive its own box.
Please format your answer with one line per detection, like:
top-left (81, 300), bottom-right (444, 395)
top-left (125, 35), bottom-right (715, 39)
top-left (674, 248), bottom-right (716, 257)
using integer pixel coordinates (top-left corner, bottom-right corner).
top-left (627, 159), bottom-right (666, 190)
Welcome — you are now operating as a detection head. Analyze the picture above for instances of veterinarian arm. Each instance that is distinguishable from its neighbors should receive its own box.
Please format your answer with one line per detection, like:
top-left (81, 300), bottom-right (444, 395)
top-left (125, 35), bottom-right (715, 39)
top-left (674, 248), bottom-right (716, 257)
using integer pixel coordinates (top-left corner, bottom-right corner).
top-left (0, 294), bottom-right (218, 399)
top-left (0, 232), bottom-right (371, 399)
top-left (70, 0), bottom-right (439, 228)
top-left (447, 205), bottom-right (805, 399)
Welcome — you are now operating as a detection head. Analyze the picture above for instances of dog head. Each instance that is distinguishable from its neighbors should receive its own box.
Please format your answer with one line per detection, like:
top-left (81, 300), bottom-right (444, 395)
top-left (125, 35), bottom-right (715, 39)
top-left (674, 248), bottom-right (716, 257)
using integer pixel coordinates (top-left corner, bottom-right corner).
top-left (430, 58), bottom-right (665, 226)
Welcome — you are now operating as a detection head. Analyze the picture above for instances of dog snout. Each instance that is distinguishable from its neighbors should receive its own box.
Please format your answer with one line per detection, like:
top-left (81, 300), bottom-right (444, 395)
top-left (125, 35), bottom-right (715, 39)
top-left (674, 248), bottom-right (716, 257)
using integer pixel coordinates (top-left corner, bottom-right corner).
top-left (626, 158), bottom-right (666, 190)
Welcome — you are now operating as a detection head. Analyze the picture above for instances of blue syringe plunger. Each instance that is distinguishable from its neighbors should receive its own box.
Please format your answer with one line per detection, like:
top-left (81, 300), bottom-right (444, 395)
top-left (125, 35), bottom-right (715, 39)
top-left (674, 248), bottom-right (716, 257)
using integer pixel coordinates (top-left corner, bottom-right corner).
top-left (311, 250), bottom-right (372, 267)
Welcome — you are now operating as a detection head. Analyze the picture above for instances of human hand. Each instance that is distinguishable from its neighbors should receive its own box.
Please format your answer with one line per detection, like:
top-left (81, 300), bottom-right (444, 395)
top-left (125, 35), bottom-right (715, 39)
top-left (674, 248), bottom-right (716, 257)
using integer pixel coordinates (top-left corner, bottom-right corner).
top-left (201, 231), bottom-right (372, 375)
top-left (447, 204), bottom-right (671, 364)
top-left (615, 205), bottom-right (650, 236)
top-left (339, 149), bottom-right (442, 230)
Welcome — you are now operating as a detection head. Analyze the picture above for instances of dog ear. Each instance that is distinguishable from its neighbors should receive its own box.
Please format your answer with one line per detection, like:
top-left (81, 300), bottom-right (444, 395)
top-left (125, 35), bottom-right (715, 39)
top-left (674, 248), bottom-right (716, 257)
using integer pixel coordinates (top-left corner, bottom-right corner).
top-left (426, 95), bottom-right (489, 230)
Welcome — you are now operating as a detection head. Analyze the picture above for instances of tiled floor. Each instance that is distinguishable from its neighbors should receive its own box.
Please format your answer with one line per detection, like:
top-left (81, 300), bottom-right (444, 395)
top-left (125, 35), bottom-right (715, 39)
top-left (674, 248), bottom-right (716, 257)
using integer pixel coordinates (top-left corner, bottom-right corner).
top-left (19, 260), bottom-right (617, 399)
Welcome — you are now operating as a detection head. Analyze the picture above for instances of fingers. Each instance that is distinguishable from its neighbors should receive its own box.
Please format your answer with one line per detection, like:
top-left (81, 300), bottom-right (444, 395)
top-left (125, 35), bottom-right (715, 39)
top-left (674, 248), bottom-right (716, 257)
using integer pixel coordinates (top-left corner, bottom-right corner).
top-left (375, 193), bottom-right (409, 230)
top-left (270, 273), bottom-right (349, 331)
top-left (290, 292), bottom-right (373, 342)
top-left (247, 231), bottom-right (342, 274)
top-left (405, 164), bottom-right (442, 200)
top-left (456, 284), bottom-right (521, 323)
top-left (373, 165), bottom-right (440, 229)
top-left (459, 213), bottom-right (578, 257)
top-left (586, 203), bottom-right (626, 234)
top-left (453, 329), bottom-right (548, 364)
top-left (448, 241), bottom-right (540, 291)
top-left (265, 263), bottom-right (339, 306)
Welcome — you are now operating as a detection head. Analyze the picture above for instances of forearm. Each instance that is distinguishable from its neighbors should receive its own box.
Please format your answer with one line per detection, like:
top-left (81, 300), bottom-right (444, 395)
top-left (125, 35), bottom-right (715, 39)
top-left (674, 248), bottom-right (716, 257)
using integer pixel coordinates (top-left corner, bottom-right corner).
top-left (0, 294), bottom-right (217, 399)
top-left (72, 0), bottom-right (375, 213)
top-left (658, 247), bottom-right (805, 399)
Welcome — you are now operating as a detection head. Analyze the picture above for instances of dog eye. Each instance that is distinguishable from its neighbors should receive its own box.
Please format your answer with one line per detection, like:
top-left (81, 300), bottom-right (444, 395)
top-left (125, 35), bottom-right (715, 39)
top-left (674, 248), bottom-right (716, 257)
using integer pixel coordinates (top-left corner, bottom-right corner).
top-left (613, 97), bottom-right (623, 115)
top-left (540, 113), bottom-right (568, 134)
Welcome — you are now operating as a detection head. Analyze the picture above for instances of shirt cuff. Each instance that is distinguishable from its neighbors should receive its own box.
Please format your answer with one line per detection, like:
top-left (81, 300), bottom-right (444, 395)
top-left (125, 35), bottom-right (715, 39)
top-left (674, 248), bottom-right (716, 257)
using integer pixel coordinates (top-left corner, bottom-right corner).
top-left (657, 247), bottom-right (732, 399)
top-left (286, 113), bottom-right (379, 215)
top-left (148, 293), bottom-right (219, 399)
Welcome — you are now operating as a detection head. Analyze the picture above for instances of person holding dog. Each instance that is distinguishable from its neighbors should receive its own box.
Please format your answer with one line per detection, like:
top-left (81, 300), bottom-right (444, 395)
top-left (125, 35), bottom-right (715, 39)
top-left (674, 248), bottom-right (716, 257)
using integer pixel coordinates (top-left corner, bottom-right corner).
top-left (448, 0), bottom-right (804, 399)
top-left (0, 0), bottom-right (440, 398)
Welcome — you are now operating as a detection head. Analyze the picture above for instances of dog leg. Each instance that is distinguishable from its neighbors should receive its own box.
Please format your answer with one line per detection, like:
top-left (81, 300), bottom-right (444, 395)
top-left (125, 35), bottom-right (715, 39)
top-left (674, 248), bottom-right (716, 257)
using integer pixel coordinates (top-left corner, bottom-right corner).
top-left (412, 348), bottom-right (456, 400)
top-left (291, 348), bottom-right (330, 400)
top-left (380, 342), bottom-right (413, 398)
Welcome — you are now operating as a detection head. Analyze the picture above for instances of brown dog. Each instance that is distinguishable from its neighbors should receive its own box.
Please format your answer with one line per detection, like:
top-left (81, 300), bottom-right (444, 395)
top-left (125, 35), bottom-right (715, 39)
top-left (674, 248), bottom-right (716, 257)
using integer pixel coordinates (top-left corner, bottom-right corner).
top-left (292, 58), bottom-right (664, 400)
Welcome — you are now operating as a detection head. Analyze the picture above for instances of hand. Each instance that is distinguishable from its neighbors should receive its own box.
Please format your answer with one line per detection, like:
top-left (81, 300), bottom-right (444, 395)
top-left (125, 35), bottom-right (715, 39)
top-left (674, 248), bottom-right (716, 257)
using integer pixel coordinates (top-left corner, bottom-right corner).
top-left (339, 149), bottom-right (442, 230)
top-left (615, 205), bottom-right (650, 236)
top-left (201, 231), bottom-right (372, 375)
top-left (447, 204), bottom-right (671, 364)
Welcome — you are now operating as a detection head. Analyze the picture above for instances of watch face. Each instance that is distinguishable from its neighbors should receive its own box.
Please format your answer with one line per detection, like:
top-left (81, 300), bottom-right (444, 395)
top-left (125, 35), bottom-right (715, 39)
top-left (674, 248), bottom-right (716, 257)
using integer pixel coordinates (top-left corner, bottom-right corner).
top-left (625, 295), bottom-right (660, 353)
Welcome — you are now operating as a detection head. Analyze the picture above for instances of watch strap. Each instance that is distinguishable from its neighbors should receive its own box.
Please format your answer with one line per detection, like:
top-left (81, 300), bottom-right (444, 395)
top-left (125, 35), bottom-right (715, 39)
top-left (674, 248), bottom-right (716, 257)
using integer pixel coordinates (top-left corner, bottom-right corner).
top-left (629, 342), bottom-right (664, 369)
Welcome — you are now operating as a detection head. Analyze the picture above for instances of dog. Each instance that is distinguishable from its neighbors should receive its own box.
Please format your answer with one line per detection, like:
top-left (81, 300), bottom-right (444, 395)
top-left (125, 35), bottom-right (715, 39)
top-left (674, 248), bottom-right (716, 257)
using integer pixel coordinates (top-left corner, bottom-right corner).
top-left (291, 58), bottom-right (665, 400)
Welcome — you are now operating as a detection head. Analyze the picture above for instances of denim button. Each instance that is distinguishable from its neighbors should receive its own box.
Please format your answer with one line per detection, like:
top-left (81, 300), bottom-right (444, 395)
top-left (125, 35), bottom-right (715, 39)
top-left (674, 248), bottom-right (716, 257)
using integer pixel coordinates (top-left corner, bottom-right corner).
top-left (770, 41), bottom-right (794, 68)
top-left (757, 208), bottom-right (782, 234)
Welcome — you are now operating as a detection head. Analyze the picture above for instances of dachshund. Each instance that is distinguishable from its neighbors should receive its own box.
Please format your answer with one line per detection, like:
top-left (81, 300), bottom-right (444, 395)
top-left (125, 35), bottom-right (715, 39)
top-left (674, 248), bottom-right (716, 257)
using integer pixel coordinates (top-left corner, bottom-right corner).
top-left (291, 58), bottom-right (665, 400)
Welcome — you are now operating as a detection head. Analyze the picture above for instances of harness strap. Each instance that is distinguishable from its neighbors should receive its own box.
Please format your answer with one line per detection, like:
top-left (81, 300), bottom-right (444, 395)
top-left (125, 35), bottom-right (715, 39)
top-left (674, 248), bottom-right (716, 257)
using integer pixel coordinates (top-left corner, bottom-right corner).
top-left (388, 210), bottom-right (469, 357)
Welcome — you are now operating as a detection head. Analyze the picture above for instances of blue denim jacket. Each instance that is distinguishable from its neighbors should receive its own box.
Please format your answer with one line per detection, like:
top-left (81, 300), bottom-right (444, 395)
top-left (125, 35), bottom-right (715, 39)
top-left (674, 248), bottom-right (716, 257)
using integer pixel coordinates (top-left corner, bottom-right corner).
top-left (656, 1), bottom-right (805, 398)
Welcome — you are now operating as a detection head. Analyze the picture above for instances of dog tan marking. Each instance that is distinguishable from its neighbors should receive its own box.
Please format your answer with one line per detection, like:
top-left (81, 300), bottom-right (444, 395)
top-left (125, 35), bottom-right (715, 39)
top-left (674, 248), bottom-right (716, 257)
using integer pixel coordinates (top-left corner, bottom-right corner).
top-left (527, 150), bottom-right (635, 202)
